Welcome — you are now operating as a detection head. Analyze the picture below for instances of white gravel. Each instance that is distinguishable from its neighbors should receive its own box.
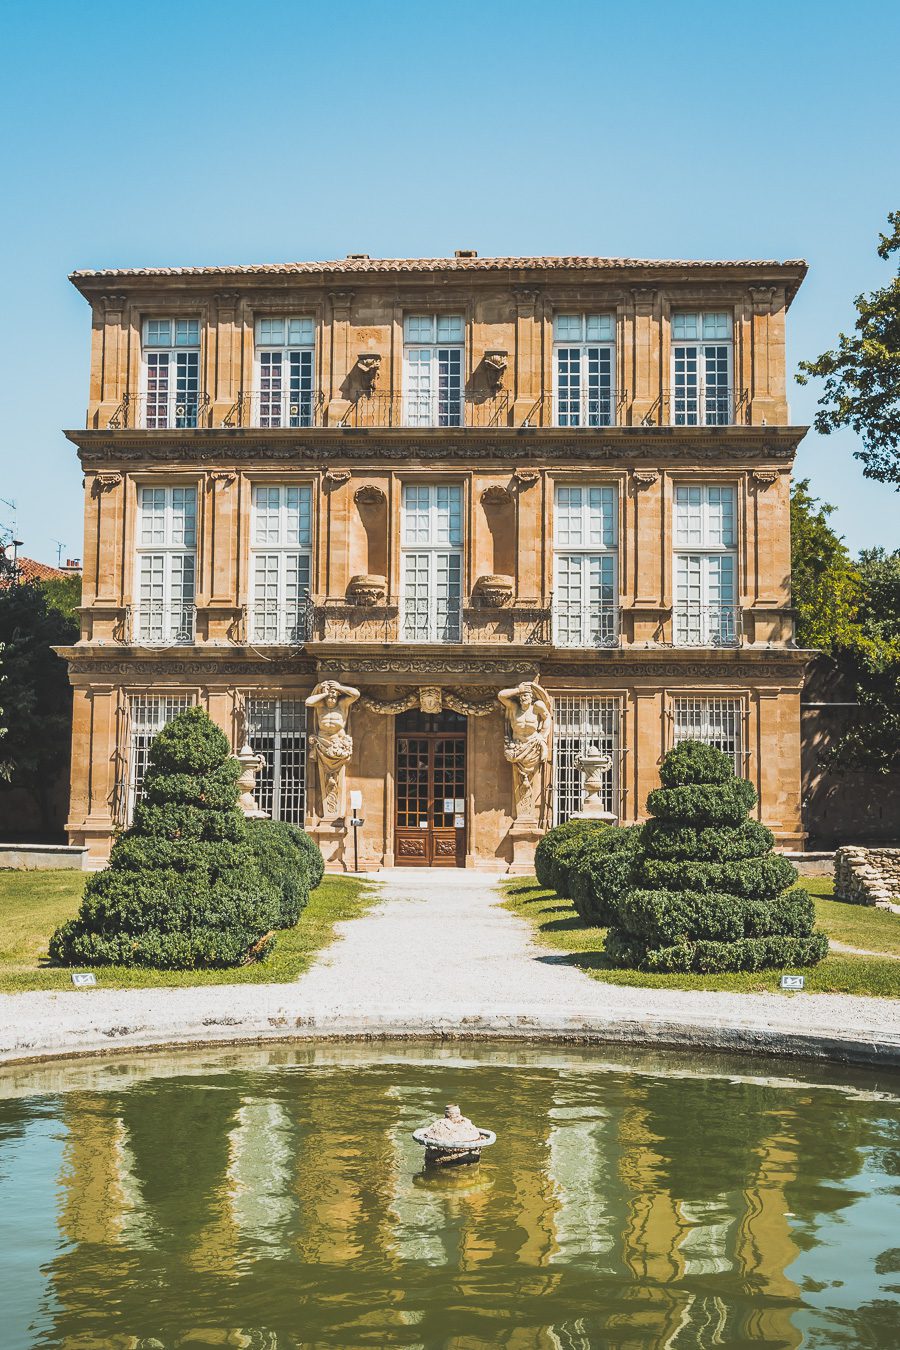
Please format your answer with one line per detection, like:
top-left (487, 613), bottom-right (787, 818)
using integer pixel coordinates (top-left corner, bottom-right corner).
top-left (0, 870), bottom-right (898, 1067)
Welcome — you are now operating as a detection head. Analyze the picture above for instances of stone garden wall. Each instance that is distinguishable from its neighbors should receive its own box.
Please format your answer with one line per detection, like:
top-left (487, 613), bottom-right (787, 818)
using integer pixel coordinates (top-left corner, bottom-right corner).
top-left (834, 846), bottom-right (900, 910)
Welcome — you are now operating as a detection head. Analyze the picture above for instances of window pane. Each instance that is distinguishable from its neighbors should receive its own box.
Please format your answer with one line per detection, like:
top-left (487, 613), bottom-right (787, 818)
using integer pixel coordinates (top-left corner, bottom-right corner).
top-left (258, 317), bottom-right (285, 346)
top-left (553, 314), bottom-right (582, 341)
top-left (672, 312), bottom-right (699, 340)
top-left (436, 314), bottom-right (464, 342)
top-left (145, 319), bottom-right (171, 347)
top-left (174, 319), bottom-right (200, 346)
top-left (702, 312), bottom-right (732, 339)
top-left (287, 317), bottom-right (314, 345)
top-left (585, 314), bottom-right (614, 341)
top-left (404, 314), bottom-right (434, 343)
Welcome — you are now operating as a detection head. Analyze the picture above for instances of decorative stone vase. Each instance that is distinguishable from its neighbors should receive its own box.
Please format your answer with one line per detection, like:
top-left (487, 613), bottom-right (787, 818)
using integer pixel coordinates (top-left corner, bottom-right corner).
top-left (473, 574), bottom-right (514, 608)
top-left (233, 743), bottom-right (267, 818)
top-left (346, 573), bottom-right (387, 607)
top-left (573, 745), bottom-right (617, 823)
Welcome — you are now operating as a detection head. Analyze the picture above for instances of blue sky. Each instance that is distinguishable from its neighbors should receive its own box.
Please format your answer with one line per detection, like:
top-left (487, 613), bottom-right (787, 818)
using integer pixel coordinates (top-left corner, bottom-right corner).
top-left (1, 0), bottom-right (898, 564)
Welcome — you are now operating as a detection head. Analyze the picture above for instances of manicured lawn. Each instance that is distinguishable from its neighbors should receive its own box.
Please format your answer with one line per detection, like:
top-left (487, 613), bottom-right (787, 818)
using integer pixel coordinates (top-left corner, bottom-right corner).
top-left (502, 876), bottom-right (900, 998)
top-left (0, 869), bottom-right (377, 993)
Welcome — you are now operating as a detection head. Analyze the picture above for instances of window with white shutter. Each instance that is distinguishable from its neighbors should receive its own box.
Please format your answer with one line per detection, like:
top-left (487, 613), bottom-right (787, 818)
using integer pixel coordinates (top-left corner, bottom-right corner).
top-left (254, 317), bottom-right (316, 427)
top-left (673, 485), bottom-right (739, 646)
top-left (553, 485), bottom-right (618, 647)
top-left (250, 485), bottom-right (313, 643)
top-left (135, 486), bottom-right (197, 643)
top-left (142, 318), bottom-right (201, 428)
top-left (401, 484), bottom-right (463, 641)
top-left (403, 314), bottom-right (464, 426)
top-left (671, 312), bottom-right (733, 425)
top-left (553, 314), bottom-right (615, 426)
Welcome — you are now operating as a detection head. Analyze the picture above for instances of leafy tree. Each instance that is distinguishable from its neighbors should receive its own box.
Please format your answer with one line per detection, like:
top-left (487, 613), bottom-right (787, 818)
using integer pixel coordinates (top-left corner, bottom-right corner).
top-left (50, 708), bottom-right (281, 969)
top-left (790, 479), bottom-right (862, 650)
top-left (0, 582), bottom-right (78, 826)
top-left (797, 211), bottom-right (900, 485)
top-left (39, 573), bottom-right (82, 626)
top-left (603, 742), bottom-right (828, 973)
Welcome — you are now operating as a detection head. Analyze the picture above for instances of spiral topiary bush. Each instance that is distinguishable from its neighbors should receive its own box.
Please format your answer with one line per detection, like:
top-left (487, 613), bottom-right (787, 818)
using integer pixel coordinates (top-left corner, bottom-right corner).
top-left (246, 818), bottom-right (321, 928)
top-left (50, 708), bottom-right (281, 969)
top-left (568, 825), bottom-right (644, 926)
top-left (604, 741), bottom-right (828, 973)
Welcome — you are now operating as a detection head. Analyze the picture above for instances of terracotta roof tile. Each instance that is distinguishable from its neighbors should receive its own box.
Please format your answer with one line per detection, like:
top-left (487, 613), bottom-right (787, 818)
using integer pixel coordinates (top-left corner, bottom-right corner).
top-left (70, 254), bottom-right (807, 280)
top-left (0, 556), bottom-right (73, 586)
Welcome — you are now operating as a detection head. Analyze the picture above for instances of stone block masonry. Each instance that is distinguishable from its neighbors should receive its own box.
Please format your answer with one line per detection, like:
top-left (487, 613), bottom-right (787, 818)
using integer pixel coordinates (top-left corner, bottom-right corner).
top-left (834, 846), bottom-right (900, 911)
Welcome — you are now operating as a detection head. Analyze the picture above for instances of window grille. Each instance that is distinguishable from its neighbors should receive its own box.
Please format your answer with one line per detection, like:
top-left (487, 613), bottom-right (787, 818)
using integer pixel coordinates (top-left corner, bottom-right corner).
top-left (245, 698), bottom-right (307, 824)
top-left (552, 696), bottom-right (621, 823)
top-left (553, 314), bottom-right (615, 427)
top-left (672, 697), bottom-right (744, 776)
top-left (126, 694), bottom-right (194, 821)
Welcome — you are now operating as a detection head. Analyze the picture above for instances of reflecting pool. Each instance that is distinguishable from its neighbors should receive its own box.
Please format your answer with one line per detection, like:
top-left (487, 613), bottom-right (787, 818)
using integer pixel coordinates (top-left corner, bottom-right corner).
top-left (0, 1043), bottom-right (897, 1349)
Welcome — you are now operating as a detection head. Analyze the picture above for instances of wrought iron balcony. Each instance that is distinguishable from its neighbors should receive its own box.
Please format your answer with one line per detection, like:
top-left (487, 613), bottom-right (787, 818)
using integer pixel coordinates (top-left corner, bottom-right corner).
top-left (672, 603), bottom-right (742, 647)
top-left (552, 599), bottom-right (620, 649)
top-left (664, 387), bottom-right (747, 427)
top-left (108, 393), bottom-right (210, 430)
top-left (341, 391), bottom-right (509, 429)
top-left (128, 601), bottom-right (196, 645)
top-left (223, 389), bottom-right (325, 429)
top-left (522, 392), bottom-right (626, 428)
top-left (248, 597), bottom-right (316, 645)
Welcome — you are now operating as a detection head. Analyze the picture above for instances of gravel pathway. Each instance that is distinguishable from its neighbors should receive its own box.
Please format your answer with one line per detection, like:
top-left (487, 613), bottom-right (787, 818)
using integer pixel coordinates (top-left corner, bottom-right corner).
top-left (0, 870), bottom-right (898, 1068)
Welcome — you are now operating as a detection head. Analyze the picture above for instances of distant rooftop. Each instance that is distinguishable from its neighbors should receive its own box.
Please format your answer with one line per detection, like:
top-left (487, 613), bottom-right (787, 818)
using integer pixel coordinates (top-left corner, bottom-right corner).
top-left (69, 252), bottom-right (808, 302)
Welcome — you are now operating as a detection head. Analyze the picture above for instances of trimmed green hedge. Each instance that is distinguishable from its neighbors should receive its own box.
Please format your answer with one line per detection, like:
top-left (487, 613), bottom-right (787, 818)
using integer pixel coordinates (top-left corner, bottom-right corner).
top-left (50, 708), bottom-right (281, 969)
top-left (569, 826), bottom-right (644, 926)
top-left (246, 819), bottom-right (320, 928)
top-left (603, 739), bottom-right (827, 975)
top-left (534, 819), bottom-right (609, 892)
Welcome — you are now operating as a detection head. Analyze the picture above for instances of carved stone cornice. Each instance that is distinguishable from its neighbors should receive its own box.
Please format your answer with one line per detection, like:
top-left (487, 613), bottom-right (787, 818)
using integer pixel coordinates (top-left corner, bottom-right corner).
top-left (66, 426), bottom-right (808, 470)
top-left (63, 654), bottom-right (317, 679)
top-left (631, 287), bottom-right (657, 314)
top-left (100, 294), bottom-right (128, 312)
top-left (92, 472), bottom-right (122, 493)
top-left (513, 467), bottom-right (540, 485)
top-left (324, 468), bottom-right (351, 486)
top-left (208, 469), bottom-right (236, 484)
top-left (631, 469), bottom-right (659, 488)
top-left (749, 286), bottom-right (777, 313)
top-left (750, 469), bottom-right (778, 487)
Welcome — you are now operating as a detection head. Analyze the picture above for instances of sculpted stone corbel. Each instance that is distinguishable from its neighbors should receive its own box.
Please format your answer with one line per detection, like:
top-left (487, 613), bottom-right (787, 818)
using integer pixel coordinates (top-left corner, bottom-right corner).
top-left (92, 472), bottom-right (122, 494)
top-left (355, 353), bottom-right (382, 393)
top-left (631, 469), bottom-right (659, 488)
top-left (750, 469), bottom-right (778, 488)
top-left (324, 468), bottom-right (351, 487)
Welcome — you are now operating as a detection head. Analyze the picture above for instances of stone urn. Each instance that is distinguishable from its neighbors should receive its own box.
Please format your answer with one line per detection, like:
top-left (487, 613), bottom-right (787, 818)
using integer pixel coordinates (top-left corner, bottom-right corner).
top-left (233, 743), bottom-right (267, 818)
top-left (412, 1103), bottom-right (497, 1167)
top-left (346, 573), bottom-right (387, 607)
top-left (472, 574), bottom-right (514, 608)
top-left (573, 745), bottom-right (617, 823)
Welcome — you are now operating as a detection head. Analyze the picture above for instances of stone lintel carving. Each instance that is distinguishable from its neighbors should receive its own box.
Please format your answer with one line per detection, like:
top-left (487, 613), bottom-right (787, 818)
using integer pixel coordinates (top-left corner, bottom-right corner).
top-left (324, 468), bottom-right (351, 486)
top-left (354, 484), bottom-right (387, 507)
top-left (472, 574), bottom-right (514, 608)
top-left (92, 472), bottom-right (122, 493)
top-left (631, 469), bottom-right (659, 488)
top-left (749, 286), bottom-right (777, 313)
top-left (418, 685), bottom-right (442, 714)
top-left (750, 469), bottom-right (778, 487)
top-left (356, 353), bottom-right (382, 393)
top-left (513, 467), bottom-right (540, 486)
top-left (480, 484), bottom-right (512, 506)
top-left (346, 573), bottom-right (387, 606)
top-left (100, 294), bottom-right (128, 312)
top-left (631, 287), bottom-right (657, 314)
top-left (482, 350), bottom-right (508, 392)
top-left (305, 680), bottom-right (360, 819)
top-left (499, 681), bottom-right (552, 824)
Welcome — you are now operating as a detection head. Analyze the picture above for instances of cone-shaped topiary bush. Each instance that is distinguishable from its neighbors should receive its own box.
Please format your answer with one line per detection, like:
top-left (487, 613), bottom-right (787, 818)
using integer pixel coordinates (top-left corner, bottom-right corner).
top-left (604, 741), bottom-right (828, 973)
top-left (246, 818), bottom-right (322, 927)
top-left (50, 708), bottom-right (281, 969)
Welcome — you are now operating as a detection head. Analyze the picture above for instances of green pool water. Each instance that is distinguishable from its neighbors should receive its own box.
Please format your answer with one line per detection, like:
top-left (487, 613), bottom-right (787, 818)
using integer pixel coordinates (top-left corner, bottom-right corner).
top-left (0, 1043), bottom-right (897, 1349)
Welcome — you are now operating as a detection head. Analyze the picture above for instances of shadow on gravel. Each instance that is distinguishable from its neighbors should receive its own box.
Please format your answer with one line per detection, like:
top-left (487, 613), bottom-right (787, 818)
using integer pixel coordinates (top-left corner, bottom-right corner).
top-left (506, 883), bottom-right (546, 897)
top-left (535, 952), bottom-right (617, 973)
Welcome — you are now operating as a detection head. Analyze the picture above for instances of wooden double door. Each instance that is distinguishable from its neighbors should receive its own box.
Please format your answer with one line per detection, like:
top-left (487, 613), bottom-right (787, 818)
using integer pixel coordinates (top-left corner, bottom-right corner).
top-left (395, 710), bottom-right (466, 867)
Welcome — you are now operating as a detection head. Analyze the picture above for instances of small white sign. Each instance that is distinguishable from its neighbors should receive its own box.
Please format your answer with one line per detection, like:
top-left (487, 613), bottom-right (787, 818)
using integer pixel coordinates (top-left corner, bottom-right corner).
top-left (454, 798), bottom-right (465, 812)
top-left (454, 815), bottom-right (465, 829)
top-left (71, 972), bottom-right (96, 987)
top-left (349, 789), bottom-right (363, 810)
top-left (780, 974), bottom-right (805, 991)
top-left (419, 820), bottom-right (428, 830)
top-left (443, 798), bottom-right (454, 813)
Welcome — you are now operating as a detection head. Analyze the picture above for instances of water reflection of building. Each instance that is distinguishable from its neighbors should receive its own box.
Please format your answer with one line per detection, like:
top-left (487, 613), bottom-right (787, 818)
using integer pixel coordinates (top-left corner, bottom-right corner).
top-left (40, 1061), bottom-right (873, 1348)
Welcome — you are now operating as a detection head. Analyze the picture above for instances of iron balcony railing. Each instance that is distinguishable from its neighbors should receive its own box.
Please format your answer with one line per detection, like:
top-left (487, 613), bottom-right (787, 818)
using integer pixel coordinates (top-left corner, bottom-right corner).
top-left (249, 596), bottom-right (317, 645)
top-left (522, 392), bottom-right (627, 428)
top-left (665, 386), bottom-right (746, 427)
top-left (672, 603), bottom-right (742, 647)
top-left (341, 391), bottom-right (509, 429)
top-left (552, 599), bottom-right (620, 649)
top-left (108, 392), bottom-right (210, 430)
top-left (129, 601), bottom-right (196, 645)
top-left (223, 389), bottom-right (326, 429)
top-left (400, 596), bottom-right (463, 643)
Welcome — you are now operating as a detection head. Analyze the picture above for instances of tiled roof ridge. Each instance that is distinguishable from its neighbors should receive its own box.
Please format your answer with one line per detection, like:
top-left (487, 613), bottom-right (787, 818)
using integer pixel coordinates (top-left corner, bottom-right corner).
top-left (71, 254), bottom-right (808, 279)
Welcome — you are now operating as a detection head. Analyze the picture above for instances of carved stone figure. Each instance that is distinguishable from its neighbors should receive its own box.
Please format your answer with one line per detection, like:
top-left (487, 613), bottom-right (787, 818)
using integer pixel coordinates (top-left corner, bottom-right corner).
top-left (498, 681), bottom-right (552, 820)
top-left (305, 680), bottom-right (360, 818)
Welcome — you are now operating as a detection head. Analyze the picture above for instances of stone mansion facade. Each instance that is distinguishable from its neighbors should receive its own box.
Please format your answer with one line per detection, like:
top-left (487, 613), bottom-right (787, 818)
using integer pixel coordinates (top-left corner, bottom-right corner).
top-left (62, 252), bottom-right (809, 870)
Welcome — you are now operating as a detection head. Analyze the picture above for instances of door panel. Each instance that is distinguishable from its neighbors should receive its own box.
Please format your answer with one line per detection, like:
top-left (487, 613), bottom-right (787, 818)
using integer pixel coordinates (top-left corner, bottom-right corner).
top-left (395, 732), bottom-right (466, 866)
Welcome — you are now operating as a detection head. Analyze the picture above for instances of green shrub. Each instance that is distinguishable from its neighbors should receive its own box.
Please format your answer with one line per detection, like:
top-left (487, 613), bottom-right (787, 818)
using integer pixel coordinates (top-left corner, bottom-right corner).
top-left (569, 826), bottom-right (644, 926)
top-left (50, 708), bottom-right (280, 969)
top-left (246, 819), bottom-right (320, 928)
top-left (604, 740), bottom-right (827, 974)
top-left (534, 819), bottom-right (609, 891)
top-left (294, 825), bottom-right (325, 890)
